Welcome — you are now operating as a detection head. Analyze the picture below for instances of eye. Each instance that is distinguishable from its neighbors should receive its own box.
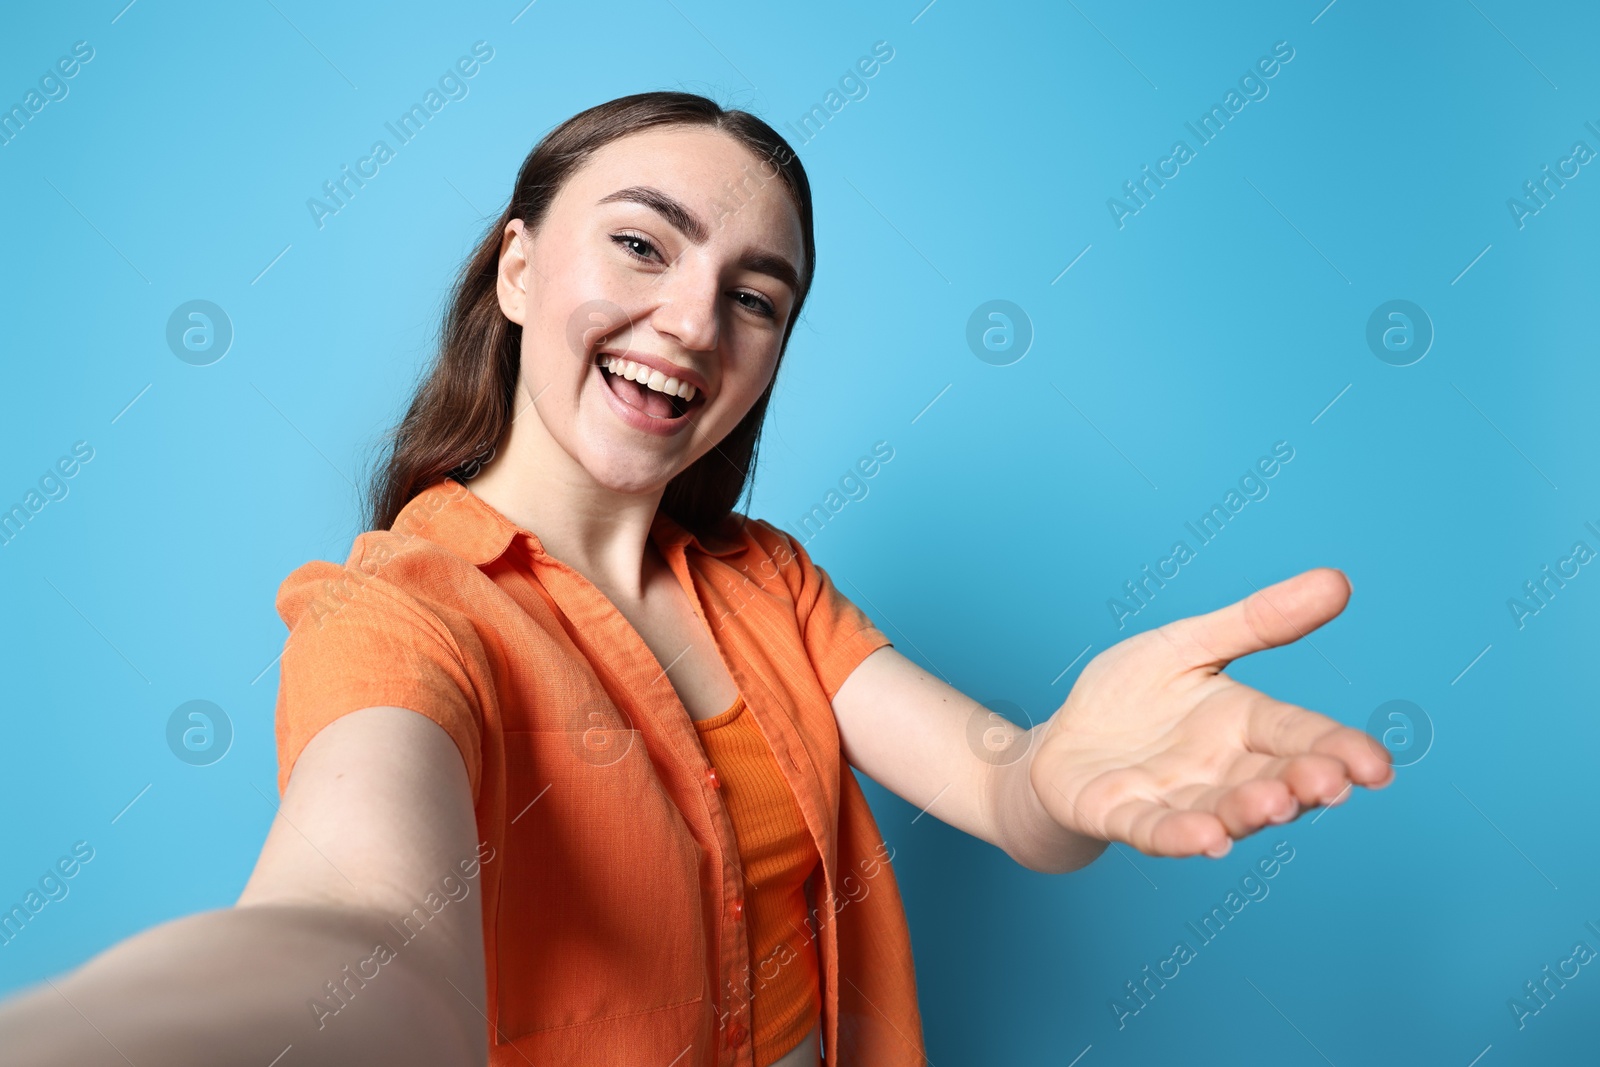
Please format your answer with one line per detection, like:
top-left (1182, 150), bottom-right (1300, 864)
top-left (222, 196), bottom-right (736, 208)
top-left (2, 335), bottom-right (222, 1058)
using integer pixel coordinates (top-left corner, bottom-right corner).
top-left (610, 232), bottom-right (661, 262)
top-left (613, 230), bottom-right (776, 318)
top-left (733, 290), bottom-right (776, 318)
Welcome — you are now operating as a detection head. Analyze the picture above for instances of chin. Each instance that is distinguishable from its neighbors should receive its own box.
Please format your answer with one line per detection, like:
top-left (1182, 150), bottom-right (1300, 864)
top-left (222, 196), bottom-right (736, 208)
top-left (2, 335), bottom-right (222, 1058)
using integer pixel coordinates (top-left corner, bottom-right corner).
top-left (581, 453), bottom-right (685, 497)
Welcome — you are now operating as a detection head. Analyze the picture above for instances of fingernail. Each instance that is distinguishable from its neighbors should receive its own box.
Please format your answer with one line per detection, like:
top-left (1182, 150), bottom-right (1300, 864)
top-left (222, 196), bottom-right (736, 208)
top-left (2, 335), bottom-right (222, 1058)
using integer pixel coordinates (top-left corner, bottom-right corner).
top-left (1205, 838), bottom-right (1233, 859)
top-left (1269, 801), bottom-right (1299, 824)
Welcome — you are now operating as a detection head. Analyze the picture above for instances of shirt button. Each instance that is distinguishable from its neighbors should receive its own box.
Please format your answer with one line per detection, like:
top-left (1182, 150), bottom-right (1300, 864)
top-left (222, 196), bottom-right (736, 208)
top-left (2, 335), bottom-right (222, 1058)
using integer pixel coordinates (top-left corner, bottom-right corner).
top-left (727, 1022), bottom-right (747, 1047)
top-left (705, 765), bottom-right (721, 789)
top-left (730, 898), bottom-right (744, 920)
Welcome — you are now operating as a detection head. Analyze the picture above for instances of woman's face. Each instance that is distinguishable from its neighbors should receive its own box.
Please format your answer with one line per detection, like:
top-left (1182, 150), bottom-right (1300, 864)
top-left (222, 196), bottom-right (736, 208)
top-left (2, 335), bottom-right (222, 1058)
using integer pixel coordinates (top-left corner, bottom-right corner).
top-left (496, 125), bottom-right (806, 497)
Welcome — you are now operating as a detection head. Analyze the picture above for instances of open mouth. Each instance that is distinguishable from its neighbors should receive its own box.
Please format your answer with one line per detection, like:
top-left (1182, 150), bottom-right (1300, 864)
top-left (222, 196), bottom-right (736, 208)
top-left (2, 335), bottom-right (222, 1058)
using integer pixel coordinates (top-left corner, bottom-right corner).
top-left (595, 353), bottom-right (707, 422)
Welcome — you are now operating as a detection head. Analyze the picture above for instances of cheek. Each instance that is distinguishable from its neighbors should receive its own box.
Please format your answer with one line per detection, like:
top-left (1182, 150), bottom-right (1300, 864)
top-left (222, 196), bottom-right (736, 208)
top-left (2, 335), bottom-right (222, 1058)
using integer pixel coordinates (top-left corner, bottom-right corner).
top-left (682, 355), bottom-right (771, 452)
top-left (719, 350), bottom-right (779, 420)
top-left (516, 315), bottom-right (592, 422)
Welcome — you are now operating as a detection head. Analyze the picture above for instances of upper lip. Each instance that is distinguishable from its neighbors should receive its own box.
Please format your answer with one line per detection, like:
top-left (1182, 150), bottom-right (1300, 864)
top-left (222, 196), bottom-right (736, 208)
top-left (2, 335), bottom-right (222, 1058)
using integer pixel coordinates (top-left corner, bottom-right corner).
top-left (597, 349), bottom-right (710, 400)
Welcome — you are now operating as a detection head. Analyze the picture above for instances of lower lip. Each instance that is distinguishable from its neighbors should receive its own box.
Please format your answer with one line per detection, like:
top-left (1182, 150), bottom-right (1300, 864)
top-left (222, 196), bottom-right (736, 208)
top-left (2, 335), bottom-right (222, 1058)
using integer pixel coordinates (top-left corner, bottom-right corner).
top-left (594, 363), bottom-right (700, 437)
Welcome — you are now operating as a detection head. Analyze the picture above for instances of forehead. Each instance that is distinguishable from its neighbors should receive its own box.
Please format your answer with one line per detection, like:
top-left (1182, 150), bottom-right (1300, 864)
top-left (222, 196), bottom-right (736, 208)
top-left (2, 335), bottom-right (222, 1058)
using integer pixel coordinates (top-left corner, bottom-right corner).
top-left (556, 126), bottom-right (805, 260)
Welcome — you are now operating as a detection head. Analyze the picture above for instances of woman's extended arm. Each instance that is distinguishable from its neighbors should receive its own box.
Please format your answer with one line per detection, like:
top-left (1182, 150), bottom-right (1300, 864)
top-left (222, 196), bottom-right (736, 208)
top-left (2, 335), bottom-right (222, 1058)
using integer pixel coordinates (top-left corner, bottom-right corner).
top-left (832, 567), bottom-right (1394, 869)
top-left (831, 643), bottom-right (1108, 873)
top-left (0, 707), bottom-right (489, 1067)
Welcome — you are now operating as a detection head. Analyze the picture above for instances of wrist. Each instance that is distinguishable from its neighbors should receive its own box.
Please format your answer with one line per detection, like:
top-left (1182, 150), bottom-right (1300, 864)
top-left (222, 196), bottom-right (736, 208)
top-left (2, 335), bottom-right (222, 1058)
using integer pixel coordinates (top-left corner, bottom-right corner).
top-left (990, 721), bottom-right (1108, 874)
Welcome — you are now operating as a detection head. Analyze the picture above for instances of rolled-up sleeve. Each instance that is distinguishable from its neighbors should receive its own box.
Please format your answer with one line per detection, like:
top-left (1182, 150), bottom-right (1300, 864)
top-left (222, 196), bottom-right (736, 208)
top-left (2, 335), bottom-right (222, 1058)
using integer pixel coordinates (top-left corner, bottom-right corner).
top-left (753, 519), bottom-right (895, 702)
top-left (272, 537), bottom-right (484, 801)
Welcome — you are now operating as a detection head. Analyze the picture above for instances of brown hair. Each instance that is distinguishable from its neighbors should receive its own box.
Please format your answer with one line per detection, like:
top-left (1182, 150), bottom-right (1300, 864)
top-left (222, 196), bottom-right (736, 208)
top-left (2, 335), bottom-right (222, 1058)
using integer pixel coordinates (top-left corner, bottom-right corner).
top-left (360, 91), bottom-right (815, 535)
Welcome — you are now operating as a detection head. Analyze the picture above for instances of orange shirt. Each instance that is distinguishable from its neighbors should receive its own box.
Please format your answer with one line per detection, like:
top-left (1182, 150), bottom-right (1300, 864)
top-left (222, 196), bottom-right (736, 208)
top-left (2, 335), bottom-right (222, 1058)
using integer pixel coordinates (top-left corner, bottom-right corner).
top-left (272, 476), bottom-right (926, 1066)
top-left (692, 693), bottom-right (821, 1064)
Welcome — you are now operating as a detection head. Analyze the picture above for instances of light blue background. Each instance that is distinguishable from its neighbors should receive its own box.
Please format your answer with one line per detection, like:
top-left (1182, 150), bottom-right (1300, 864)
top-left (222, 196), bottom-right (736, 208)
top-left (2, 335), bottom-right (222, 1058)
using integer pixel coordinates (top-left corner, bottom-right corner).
top-left (3, 1), bottom-right (1597, 1063)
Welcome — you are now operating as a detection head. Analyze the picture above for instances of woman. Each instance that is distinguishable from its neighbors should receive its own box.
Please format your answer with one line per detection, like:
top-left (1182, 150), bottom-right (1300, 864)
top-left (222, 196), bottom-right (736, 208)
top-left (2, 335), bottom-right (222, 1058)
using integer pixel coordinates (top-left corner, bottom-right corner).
top-left (0, 91), bottom-right (1392, 1066)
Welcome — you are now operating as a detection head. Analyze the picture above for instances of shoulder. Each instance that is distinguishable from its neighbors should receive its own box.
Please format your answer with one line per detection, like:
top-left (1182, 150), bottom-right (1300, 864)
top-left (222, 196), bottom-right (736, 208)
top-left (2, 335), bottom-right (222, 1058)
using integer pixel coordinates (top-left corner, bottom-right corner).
top-left (703, 513), bottom-right (829, 605)
top-left (734, 514), bottom-right (798, 560)
top-left (705, 512), bottom-right (798, 566)
top-left (274, 527), bottom-right (498, 651)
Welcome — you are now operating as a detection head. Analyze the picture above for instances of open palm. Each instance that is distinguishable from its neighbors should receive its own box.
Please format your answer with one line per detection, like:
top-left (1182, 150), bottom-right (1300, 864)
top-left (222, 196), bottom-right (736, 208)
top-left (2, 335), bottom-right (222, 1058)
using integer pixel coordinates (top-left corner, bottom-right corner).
top-left (1030, 567), bottom-right (1394, 859)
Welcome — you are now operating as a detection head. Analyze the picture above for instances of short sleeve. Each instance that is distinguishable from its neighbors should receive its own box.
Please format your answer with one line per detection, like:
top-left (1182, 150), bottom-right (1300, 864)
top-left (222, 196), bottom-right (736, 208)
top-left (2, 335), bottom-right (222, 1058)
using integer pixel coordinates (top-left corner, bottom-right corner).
top-left (272, 538), bottom-right (484, 802)
top-left (752, 519), bottom-right (895, 702)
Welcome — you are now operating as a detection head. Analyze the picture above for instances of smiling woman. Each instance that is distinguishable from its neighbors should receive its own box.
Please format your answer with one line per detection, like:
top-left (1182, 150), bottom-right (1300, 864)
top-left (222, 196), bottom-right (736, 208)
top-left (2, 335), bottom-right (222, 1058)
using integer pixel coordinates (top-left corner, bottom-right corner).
top-left (0, 89), bottom-right (1395, 1067)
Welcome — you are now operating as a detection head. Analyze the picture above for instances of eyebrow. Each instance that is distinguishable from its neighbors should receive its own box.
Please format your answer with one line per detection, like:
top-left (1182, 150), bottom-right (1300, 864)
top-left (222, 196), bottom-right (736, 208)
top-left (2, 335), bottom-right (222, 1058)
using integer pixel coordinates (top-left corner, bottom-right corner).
top-left (597, 185), bottom-right (801, 296)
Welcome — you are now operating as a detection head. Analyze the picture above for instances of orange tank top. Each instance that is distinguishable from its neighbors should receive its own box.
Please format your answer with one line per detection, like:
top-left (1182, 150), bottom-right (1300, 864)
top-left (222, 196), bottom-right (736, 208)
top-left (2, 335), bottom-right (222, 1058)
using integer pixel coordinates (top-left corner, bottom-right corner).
top-left (692, 693), bottom-right (822, 1065)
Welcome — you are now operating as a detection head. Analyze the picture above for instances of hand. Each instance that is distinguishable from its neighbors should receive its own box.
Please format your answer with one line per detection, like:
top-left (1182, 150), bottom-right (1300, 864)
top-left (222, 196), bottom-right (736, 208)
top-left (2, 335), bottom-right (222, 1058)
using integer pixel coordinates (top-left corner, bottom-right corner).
top-left (1029, 567), bottom-right (1394, 859)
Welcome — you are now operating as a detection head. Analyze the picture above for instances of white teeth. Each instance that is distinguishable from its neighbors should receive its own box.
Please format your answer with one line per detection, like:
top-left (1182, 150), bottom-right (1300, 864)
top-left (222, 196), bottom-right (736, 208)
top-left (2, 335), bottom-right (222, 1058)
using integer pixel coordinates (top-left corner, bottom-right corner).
top-left (599, 354), bottom-right (697, 402)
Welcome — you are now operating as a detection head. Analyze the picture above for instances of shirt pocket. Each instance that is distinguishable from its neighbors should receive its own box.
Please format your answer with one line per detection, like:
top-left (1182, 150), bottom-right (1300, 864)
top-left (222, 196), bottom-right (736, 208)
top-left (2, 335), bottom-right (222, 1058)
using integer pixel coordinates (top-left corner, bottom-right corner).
top-left (495, 728), bottom-right (706, 1041)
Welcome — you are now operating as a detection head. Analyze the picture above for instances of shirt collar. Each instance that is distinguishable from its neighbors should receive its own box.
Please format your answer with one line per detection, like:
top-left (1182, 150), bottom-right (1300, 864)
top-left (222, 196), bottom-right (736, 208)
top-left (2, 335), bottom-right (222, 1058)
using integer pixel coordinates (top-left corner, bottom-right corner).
top-left (395, 477), bottom-right (748, 567)
top-left (649, 503), bottom-right (750, 560)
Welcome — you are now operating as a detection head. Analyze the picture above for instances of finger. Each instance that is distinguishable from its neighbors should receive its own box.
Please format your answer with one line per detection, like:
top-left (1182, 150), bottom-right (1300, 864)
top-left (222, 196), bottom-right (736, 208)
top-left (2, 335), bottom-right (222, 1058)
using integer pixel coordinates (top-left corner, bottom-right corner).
top-left (1244, 696), bottom-right (1395, 789)
top-left (1213, 778), bottom-right (1299, 837)
top-left (1099, 797), bottom-right (1234, 859)
top-left (1204, 749), bottom-right (1355, 809)
top-left (1272, 753), bottom-right (1359, 808)
top-left (1164, 750), bottom-right (1347, 818)
top-left (1160, 568), bottom-right (1352, 671)
top-left (1170, 777), bottom-right (1299, 838)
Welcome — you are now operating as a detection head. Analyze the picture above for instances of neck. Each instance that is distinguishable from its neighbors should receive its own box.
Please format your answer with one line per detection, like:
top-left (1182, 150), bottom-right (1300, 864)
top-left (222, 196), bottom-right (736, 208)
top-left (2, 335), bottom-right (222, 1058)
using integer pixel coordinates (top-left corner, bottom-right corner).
top-left (464, 400), bottom-right (666, 603)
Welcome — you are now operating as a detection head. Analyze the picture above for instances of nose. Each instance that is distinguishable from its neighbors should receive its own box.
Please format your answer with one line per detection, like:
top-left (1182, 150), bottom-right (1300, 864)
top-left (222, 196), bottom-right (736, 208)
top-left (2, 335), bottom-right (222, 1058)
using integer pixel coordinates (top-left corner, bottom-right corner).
top-left (647, 259), bottom-right (720, 354)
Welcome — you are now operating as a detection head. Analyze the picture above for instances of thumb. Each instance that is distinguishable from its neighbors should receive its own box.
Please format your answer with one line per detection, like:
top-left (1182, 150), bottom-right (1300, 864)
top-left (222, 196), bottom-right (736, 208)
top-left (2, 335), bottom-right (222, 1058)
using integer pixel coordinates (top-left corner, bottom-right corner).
top-left (1161, 567), bottom-right (1352, 670)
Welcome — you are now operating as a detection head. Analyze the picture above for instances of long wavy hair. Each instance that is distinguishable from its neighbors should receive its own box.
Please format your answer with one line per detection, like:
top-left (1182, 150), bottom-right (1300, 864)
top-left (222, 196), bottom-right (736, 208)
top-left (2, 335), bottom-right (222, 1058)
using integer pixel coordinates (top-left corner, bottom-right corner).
top-left (360, 91), bottom-right (815, 535)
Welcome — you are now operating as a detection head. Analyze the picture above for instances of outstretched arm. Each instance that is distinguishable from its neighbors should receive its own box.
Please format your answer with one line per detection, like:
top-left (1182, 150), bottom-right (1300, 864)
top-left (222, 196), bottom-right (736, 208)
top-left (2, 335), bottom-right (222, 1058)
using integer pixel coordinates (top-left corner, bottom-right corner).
top-left (833, 642), bottom-right (1109, 873)
top-left (0, 707), bottom-right (488, 1066)
top-left (831, 567), bottom-right (1394, 871)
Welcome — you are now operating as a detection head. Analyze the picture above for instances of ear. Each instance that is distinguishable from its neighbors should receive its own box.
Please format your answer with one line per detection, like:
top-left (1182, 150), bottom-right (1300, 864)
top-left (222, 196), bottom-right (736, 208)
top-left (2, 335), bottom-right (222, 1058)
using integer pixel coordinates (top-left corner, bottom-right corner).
top-left (495, 219), bottom-right (530, 325)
